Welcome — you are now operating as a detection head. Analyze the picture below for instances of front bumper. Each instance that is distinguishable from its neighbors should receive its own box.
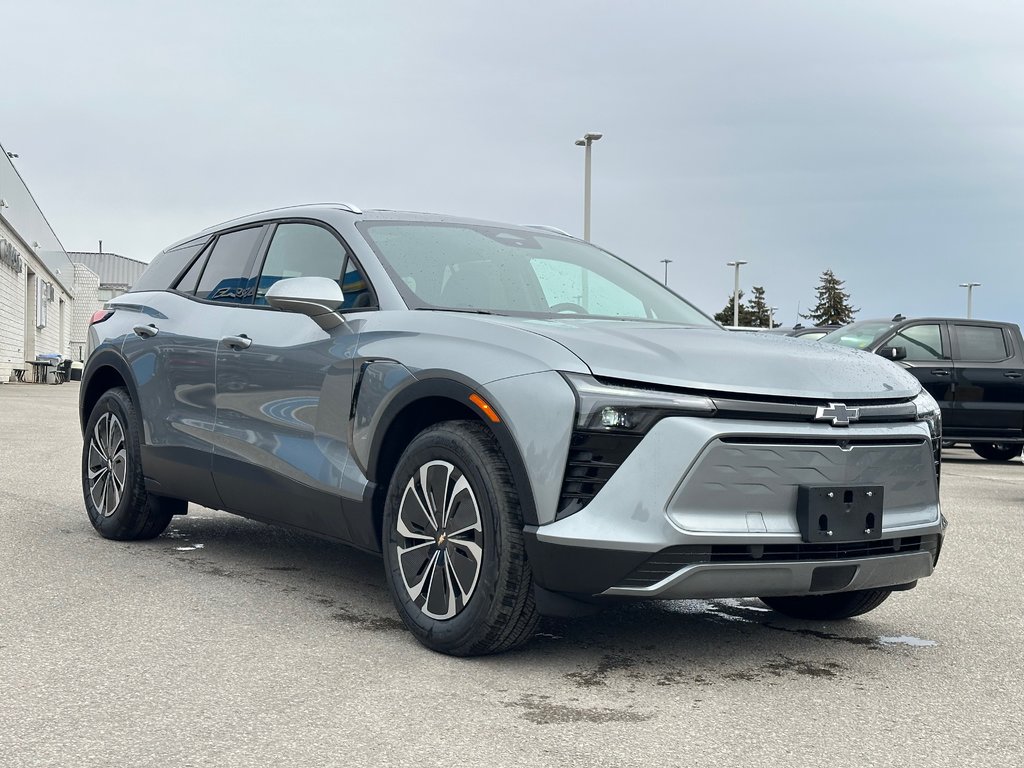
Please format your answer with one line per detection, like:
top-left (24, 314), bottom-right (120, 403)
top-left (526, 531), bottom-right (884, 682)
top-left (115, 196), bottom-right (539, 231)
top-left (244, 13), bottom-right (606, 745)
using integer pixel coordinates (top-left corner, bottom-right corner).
top-left (524, 416), bottom-right (944, 599)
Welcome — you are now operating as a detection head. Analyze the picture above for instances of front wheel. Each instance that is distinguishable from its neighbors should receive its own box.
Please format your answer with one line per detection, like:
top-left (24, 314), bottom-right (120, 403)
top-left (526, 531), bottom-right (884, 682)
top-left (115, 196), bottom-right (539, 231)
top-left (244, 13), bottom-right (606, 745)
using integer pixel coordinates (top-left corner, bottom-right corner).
top-left (759, 588), bottom-right (893, 620)
top-left (971, 443), bottom-right (1022, 462)
top-left (381, 420), bottom-right (539, 656)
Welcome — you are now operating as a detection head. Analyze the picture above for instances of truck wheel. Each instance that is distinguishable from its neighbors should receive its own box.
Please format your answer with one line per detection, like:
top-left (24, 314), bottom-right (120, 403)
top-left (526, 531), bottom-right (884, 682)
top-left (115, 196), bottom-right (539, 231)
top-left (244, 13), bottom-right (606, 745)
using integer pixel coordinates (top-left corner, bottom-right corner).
top-left (971, 443), bottom-right (1022, 462)
top-left (82, 387), bottom-right (183, 540)
top-left (760, 588), bottom-right (892, 620)
top-left (381, 420), bottom-right (539, 656)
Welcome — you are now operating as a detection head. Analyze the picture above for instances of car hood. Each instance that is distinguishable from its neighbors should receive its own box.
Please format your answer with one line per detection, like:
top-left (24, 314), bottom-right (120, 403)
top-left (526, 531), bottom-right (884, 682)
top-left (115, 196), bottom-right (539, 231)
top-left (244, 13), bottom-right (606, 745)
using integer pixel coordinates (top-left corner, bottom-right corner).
top-left (496, 318), bottom-right (921, 401)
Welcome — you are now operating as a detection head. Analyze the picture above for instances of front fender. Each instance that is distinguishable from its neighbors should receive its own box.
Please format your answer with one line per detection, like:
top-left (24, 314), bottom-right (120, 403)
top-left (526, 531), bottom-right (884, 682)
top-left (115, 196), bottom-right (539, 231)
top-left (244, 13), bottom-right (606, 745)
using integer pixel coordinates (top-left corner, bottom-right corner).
top-left (353, 363), bottom-right (557, 527)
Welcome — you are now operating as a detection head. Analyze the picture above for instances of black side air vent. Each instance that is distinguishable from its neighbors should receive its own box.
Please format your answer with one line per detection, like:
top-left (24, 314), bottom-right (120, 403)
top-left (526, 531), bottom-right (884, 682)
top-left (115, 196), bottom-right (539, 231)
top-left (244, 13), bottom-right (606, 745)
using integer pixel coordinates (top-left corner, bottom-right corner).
top-left (556, 430), bottom-right (642, 520)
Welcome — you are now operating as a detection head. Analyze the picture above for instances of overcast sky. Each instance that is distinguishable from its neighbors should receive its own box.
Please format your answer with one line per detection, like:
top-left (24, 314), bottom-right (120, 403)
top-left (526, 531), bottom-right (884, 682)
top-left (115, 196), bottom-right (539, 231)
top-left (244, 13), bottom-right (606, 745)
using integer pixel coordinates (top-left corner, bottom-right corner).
top-left (3, 0), bottom-right (1023, 324)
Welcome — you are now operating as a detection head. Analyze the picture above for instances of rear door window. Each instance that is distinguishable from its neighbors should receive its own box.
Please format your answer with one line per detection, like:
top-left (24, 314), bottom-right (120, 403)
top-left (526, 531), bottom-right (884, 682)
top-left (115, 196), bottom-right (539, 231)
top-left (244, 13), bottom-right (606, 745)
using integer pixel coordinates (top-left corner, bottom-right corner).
top-left (195, 226), bottom-right (266, 303)
top-left (953, 324), bottom-right (1009, 361)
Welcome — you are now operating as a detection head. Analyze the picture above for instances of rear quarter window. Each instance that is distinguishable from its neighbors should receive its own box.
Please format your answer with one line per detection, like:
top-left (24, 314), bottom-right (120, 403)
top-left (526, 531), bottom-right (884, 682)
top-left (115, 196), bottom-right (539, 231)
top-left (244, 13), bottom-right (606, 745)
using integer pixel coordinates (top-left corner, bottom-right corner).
top-left (130, 239), bottom-right (210, 292)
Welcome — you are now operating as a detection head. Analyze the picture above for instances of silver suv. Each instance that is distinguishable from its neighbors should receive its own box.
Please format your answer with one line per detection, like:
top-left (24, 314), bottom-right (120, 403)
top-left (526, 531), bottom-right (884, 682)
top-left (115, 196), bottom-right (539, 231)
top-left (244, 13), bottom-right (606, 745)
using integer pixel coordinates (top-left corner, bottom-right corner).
top-left (80, 203), bottom-right (945, 655)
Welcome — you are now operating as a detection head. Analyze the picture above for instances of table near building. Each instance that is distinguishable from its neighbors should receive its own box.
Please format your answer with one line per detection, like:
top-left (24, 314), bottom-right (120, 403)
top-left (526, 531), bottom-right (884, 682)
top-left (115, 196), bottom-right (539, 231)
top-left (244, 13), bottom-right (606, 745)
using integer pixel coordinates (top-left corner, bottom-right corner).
top-left (25, 360), bottom-right (53, 383)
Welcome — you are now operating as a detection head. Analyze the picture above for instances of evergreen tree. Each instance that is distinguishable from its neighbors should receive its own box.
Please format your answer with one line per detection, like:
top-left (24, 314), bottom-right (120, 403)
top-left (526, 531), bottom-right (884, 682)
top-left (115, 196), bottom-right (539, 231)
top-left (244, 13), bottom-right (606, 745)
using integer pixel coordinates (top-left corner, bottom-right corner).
top-left (800, 270), bottom-right (858, 326)
top-left (714, 290), bottom-right (757, 327)
top-left (746, 285), bottom-right (780, 328)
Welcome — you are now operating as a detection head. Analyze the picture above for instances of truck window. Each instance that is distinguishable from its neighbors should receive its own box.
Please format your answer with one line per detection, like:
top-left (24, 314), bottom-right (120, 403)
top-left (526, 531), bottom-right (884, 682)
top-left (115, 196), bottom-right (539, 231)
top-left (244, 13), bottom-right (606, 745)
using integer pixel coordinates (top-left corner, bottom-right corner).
top-left (890, 324), bottom-right (944, 361)
top-left (953, 324), bottom-right (1009, 361)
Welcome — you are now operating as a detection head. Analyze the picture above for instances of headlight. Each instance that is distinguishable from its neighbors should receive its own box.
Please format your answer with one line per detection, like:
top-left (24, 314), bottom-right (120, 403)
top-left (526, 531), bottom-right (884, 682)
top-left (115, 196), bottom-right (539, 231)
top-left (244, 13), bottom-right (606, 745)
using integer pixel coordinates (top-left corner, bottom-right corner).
top-left (914, 389), bottom-right (941, 439)
top-left (562, 373), bottom-right (716, 433)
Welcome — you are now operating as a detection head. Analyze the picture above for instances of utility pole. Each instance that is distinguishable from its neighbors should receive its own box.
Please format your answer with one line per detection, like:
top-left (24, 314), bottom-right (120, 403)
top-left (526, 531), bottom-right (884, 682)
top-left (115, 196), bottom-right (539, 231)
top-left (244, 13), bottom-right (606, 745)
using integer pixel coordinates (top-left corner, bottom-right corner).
top-left (726, 260), bottom-right (748, 327)
top-left (959, 282), bottom-right (981, 319)
top-left (574, 132), bottom-right (602, 241)
top-left (660, 259), bottom-right (673, 286)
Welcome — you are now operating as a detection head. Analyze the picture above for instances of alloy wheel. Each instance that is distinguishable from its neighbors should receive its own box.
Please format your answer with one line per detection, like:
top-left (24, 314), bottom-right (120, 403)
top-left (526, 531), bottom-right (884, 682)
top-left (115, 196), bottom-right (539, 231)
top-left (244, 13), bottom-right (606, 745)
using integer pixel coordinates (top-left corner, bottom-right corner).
top-left (87, 412), bottom-right (127, 517)
top-left (395, 460), bottom-right (484, 620)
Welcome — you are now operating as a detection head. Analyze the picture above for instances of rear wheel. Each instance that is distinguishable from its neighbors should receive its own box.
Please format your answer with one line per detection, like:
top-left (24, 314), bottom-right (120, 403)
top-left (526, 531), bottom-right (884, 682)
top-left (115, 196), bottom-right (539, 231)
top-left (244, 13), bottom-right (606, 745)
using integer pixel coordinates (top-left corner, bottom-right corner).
top-left (971, 443), bottom-right (1022, 462)
top-left (381, 420), bottom-right (539, 656)
top-left (760, 588), bottom-right (892, 620)
top-left (82, 387), bottom-right (183, 540)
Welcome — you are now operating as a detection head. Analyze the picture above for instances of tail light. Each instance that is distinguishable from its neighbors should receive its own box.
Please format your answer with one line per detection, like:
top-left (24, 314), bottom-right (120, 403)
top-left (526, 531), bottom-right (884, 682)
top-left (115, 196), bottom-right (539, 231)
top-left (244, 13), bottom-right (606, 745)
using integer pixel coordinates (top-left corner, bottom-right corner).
top-left (90, 309), bottom-right (113, 325)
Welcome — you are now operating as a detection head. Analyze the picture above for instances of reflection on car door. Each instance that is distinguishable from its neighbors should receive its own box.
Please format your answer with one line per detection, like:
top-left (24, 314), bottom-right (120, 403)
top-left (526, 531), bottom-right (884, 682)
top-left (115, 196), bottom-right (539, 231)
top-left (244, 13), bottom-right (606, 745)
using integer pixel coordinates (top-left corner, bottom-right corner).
top-left (950, 322), bottom-right (1024, 439)
top-left (121, 228), bottom-right (266, 507)
top-left (211, 222), bottom-right (369, 542)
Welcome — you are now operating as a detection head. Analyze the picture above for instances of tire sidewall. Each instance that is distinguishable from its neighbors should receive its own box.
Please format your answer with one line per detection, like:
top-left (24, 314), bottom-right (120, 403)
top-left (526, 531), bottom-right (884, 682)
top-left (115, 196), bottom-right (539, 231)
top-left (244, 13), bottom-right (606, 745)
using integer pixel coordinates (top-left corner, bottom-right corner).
top-left (382, 424), bottom-right (511, 652)
top-left (82, 387), bottom-right (143, 536)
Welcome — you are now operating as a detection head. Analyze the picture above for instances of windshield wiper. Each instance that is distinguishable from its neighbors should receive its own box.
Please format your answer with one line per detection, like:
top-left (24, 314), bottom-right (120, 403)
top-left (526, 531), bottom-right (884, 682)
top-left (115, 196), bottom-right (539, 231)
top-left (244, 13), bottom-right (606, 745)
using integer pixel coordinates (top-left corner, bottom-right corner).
top-left (415, 307), bottom-right (503, 316)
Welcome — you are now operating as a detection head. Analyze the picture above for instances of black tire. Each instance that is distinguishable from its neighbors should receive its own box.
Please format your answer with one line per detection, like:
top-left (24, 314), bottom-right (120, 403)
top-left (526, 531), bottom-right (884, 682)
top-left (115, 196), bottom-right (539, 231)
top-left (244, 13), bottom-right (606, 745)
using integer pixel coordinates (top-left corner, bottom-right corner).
top-left (971, 443), bottom-right (1022, 462)
top-left (81, 387), bottom-right (182, 540)
top-left (381, 420), bottom-right (539, 656)
top-left (760, 588), bottom-right (893, 620)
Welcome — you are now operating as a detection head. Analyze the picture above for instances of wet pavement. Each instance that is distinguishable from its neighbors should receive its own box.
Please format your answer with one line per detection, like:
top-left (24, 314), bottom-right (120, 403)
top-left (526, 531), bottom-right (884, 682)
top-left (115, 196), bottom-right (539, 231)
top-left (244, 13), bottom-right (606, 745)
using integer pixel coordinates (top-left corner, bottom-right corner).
top-left (2, 382), bottom-right (1022, 766)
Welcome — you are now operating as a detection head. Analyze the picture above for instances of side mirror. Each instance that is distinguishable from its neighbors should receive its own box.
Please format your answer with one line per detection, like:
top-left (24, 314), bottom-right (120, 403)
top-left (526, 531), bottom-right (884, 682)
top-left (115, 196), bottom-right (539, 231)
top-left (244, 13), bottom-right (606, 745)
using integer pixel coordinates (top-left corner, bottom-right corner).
top-left (265, 276), bottom-right (345, 330)
top-left (878, 345), bottom-right (907, 361)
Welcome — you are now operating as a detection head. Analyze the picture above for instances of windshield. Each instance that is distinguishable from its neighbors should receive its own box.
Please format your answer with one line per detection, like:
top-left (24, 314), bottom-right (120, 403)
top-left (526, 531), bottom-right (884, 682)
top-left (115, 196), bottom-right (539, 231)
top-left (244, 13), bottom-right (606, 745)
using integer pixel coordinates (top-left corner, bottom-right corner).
top-left (356, 221), bottom-right (717, 325)
top-left (820, 320), bottom-right (896, 349)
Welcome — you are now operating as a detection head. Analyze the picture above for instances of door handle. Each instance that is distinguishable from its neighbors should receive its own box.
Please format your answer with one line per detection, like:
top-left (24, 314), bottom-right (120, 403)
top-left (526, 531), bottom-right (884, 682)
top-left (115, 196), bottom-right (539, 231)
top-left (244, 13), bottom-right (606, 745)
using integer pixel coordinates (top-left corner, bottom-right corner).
top-left (221, 334), bottom-right (252, 350)
top-left (930, 369), bottom-right (950, 376)
top-left (133, 324), bottom-right (158, 338)
top-left (1004, 372), bottom-right (1022, 379)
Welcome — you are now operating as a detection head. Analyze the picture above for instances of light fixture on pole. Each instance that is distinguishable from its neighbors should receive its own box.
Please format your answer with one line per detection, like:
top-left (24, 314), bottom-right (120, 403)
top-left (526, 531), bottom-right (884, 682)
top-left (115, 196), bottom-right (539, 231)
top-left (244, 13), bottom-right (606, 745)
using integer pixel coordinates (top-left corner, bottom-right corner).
top-left (769, 306), bottom-right (779, 329)
top-left (574, 132), bottom-right (602, 241)
top-left (6, 151), bottom-right (18, 159)
top-left (959, 282), bottom-right (981, 319)
top-left (660, 259), bottom-right (673, 286)
top-left (726, 260), bottom-right (748, 327)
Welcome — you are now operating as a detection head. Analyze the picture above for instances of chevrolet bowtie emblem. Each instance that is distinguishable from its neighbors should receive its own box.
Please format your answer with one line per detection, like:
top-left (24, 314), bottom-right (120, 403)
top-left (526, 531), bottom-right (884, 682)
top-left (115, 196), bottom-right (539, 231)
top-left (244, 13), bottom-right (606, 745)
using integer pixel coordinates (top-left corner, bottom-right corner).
top-left (814, 402), bottom-right (860, 427)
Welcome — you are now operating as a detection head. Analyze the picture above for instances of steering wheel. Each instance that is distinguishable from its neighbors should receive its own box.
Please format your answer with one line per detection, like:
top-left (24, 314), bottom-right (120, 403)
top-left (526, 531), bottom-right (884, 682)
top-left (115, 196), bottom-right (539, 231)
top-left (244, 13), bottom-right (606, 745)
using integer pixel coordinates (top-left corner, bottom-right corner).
top-left (549, 302), bottom-right (589, 314)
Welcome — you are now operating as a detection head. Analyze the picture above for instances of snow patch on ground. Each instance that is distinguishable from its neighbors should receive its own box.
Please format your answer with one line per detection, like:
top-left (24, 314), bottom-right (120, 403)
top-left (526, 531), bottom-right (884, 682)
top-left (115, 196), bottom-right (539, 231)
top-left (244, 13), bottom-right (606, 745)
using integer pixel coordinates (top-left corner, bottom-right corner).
top-left (878, 635), bottom-right (937, 647)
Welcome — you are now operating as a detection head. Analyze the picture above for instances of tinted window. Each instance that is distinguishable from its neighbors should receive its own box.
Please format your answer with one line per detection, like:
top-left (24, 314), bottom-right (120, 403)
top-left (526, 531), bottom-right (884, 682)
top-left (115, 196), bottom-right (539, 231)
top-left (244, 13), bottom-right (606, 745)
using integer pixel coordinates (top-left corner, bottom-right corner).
top-left (131, 238), bottom-right (209, 292)
top-left (954, 325), bottom-right (1008, 360)
top-left (173, 242), bottom-right (212, 294)
top-left (196, 227), bottom-right (264, 303)
top-left (891, 324), bottom-right (944, 361)
top-left (255, 223), bottom-right (373, 310)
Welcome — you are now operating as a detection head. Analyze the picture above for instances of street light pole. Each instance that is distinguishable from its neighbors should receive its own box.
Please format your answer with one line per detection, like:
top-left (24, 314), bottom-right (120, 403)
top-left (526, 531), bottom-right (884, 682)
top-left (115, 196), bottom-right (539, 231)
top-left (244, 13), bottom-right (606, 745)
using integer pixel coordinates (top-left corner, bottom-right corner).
top-left (959, 282), bottom-right (981, 318)
top-left (575, 132), bottom-right (602, 241)
top-left (660, 259), bottom-right (673, 286)
top-left (726, 260), bottom-right (748, 327)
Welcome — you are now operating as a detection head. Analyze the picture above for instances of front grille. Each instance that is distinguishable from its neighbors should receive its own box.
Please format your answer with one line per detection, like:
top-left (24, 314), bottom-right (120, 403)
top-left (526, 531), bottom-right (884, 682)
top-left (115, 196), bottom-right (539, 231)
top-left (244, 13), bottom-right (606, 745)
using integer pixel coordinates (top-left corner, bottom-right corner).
top-left (616, 534), bottom-right (942, 588)
top-left (557, 430), bottom-right (642, 520)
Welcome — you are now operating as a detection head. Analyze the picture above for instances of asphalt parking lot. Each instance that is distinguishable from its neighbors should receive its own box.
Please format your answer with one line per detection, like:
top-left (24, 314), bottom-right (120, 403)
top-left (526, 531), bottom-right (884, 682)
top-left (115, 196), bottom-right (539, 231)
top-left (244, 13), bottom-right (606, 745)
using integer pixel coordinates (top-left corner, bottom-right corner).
top-left (1, 382), bottom-right (1022, 767)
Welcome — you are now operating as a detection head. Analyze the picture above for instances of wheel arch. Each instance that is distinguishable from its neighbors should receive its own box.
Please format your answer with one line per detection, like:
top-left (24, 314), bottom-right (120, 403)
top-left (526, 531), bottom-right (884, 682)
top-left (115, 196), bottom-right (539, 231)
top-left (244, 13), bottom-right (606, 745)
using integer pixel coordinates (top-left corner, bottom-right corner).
top-left (79, 350), bottom-right (140, 434)
top-left (364, 374), bottom-right (541, 537)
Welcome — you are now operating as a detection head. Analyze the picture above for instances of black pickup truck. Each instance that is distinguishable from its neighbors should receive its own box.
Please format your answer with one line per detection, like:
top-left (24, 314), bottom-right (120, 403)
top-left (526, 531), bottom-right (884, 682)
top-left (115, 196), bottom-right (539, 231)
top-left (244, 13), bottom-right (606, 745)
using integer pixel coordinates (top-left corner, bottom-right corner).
top-left (820, 316), bottom-right (1024, 461)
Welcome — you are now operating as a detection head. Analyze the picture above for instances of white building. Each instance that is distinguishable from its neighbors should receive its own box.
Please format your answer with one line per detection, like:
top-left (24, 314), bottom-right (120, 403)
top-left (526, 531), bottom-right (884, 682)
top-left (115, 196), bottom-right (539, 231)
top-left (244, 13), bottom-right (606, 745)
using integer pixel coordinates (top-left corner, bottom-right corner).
top-left (66, 251), bottom-right (147, 362)
top-left (0, 144), bottom-right (76, 382)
